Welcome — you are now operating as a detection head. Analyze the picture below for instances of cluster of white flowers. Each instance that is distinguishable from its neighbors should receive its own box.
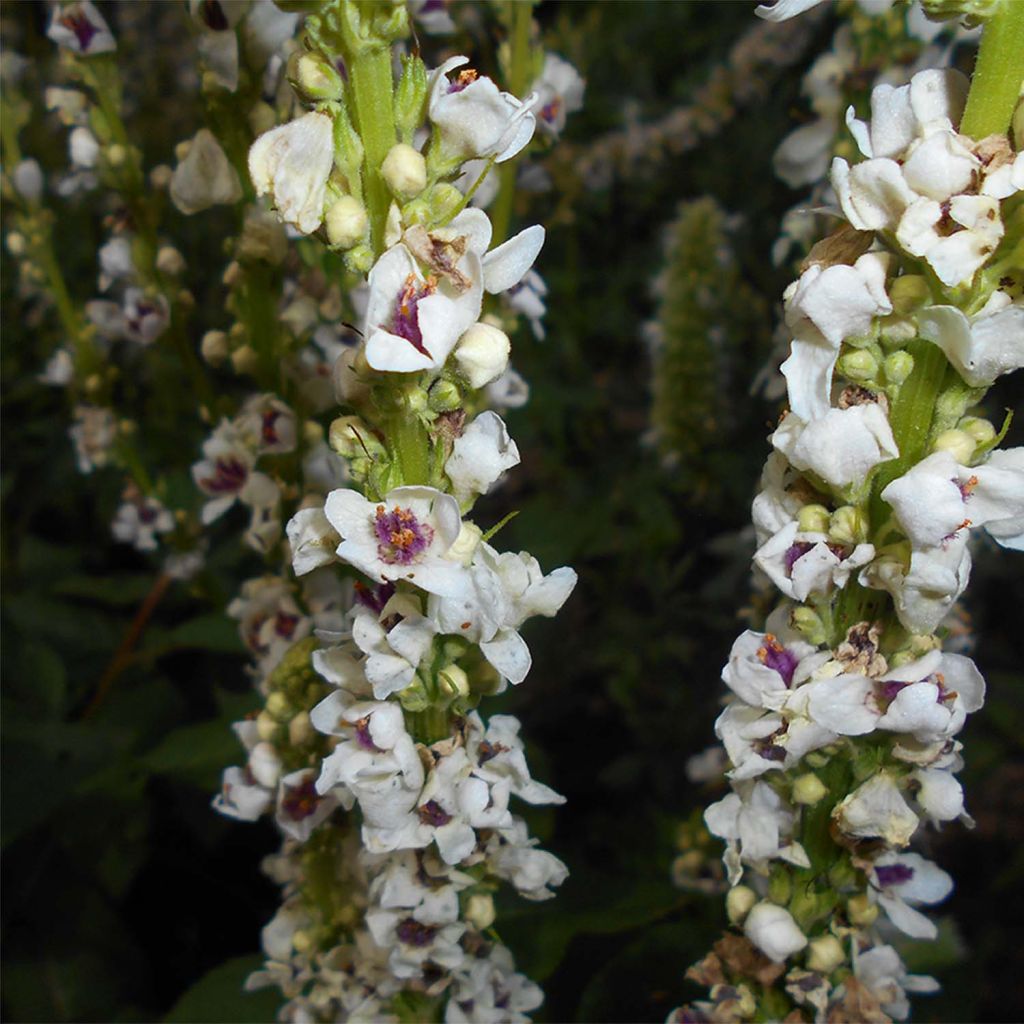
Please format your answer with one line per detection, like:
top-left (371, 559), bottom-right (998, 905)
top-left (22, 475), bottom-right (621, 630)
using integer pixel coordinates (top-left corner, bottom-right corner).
top-left (678, 55), bottom-right (1023, 1022)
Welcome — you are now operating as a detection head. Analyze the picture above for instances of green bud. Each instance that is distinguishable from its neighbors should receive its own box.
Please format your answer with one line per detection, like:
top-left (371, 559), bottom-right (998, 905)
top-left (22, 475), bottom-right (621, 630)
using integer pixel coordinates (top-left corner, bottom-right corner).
top-left (807, 935), bottom-right (845, 973)
top-left (768, 867), bottom-right (792, 905)
top-left (847, 893), bottom-right (878, 926)
top-left (438, 664), bottom-right (470, 700)
top-left (266, 691), bottom-right (291, 720)
top-left (291, 51), bottom-right (344, 101)
top-left (837, 348), bottom-right (879, 383)
top-left (959, 415), bottom-right (996, 447)
top-left (332, 104), bottom-right (364, 188)
top-left (329, 415), bottom-right (380, 458)
top-left (932, 428), bottom-right (975, 464)
top-left (344, 244), bottom-right (374, 274)
top-left (878, 316), bottom-right (917, 348)
top-left (829, 505), bottom-right (867, 546)
top-left (792, 772), bottom-right (828, 805)
top-left (792, 605), bottom-right (827, 646)
top-left (423, 183), bottom-right (465, 223)
top-left (398, 677), bottom-right (430, 713)
top-left (395, 55), bottom-right (428, 144)
top-left (381, 143), bottom-right (427, 200)
top-left (726, 885), bottom-right (758, 924)
top-left (883, 350), bottom-right (914, 385)
top-left (428, 378), bottom-right (462, 412)
top-left (935, 383), bottom-right (977, 425)
top-left (797, 503), bottom-right (831, 534)
top-left (920, 0), bottom-right (1000, 27)
top-left (890, 274), bottom-right (930, 314)
top-left (405, 386), bottom-right (429, 416)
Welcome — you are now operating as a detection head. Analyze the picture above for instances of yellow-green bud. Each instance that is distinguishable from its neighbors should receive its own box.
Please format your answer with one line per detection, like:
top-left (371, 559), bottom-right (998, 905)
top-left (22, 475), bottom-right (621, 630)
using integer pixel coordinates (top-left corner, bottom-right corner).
top-left (156, 246), bottom-right (185, 276)
top-left (266, 691), bottom-right (290, 720)
top-left (395, 55), bottom-right (429, 142)
top-left (797, 503), bottom-right (831, 534)
top-left (6, 232), bottom-right (26, 256)
top-left (329, 415), bottom-right (378, 458)
top-left (381, 143), bottom-right (427, 200)
top-left (428, 378), bottom-right (462, 412)
top-left (449, 521), bottom-right (483, 566)
top-left (878, 316), bottom-right (916, 347)
top-left (425, 182), bottom-right (465, 223)
top-left (726, 885), bottom-right (757, 925)
top-left (149, 164), bottom-right (173, 190)
top-left (807, 934), bottom-right (845, 973)
top-left (792, 606), bottom-right (827, 646)
top-left (847, 893), bottom-right (878, 926)
top-left (768, 869), bottom-right (792, 905)
top-left (325, 195), bottom-right (368, 249)
top-left (106, 143), bottom-right (127, 167)
top-left (293, 52), bottom-right (344, 101)
top-left (958, 416), bottom-right (996, 447)
top-left (438, 663), bottom-right (469, 699)
top-left (464, 892), bottom-right (495, 930)
top-left (291, 930), bottom-right (314, 954)
top-left (405, 386), bottom-right (429, 416)
top-left (248, 101), bottom-right (277, 140)
top-left (84, 373), bottom-right (104, 395)
top-left (932, 428), bottom-right (975, 465)
top-left (829, 505), bottom-right (867, 546)
top-left (303, 421), bottom-right (323, 446)
top-left (289, 710), bottom-right (314, 746)
top-left (792, 772), bottom-right (828, 805)
top-left (884, 350), bottom-right (914, 385)
top-left (837, 349), bottom-right (878, 383)
top-left (230, 344), bottom-right (259, 376)
top-left (398, 677), bottom-right (430, 713)
top-left (256, 710), bottom-right (279, 741)
top-left (890, 274), bottom-right (930, 314)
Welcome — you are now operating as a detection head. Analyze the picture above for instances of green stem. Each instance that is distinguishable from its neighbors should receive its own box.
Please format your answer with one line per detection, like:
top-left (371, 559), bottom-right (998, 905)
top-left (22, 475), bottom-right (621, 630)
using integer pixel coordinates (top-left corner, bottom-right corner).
top-left (389, 412), bottom-right (431, 486)
top-left (960, 0), bottom-right (1024, 140)
top-left (406, 705), bottom-right (452, 745)
top-left (489, 0), bottom-right (534, 246)
top-left (349, 45), bottom-right (396, 257)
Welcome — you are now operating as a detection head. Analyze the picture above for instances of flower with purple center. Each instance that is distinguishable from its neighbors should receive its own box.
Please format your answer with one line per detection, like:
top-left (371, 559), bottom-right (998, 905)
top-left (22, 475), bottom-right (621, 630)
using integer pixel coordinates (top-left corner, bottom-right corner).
top-left (418, 799), bottom-right (453, 827)
top-left (783, 541), bottom-right (815, 575)
top-left (874, 862), bottom-right (915, 888)
top-left (868, 852), bottom-right (954, 940)
top-left (48, 2), bottom-right (116, 54)
top-left (389, 274), bottom-right (437, 354)
top-left (396, 918), bottom-right (439, 948)
top-left (756, 635), bottom-right (800, 687)
top-left (374, 504), bottom-right (435, 566)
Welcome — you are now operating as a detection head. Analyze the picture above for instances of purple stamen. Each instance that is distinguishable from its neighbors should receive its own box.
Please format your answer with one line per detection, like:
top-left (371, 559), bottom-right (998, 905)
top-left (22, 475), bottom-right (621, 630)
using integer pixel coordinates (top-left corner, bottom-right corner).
top-left (261, 410), bottom-right (283, 447)
top-left (200, 456), bottom-right (248, 494)
top-left (390, 275), bottom-right (434, 355)
top-left (374, 505), bottom-right (433, 566)
top-left (354, 581), bottom-right (396, 614)
top-left (757, 635), bottom-right (799, 687)
top-left (396, 918), bottom-right (437, 947)
top-left (417, 799), bottom-right (452, 827)
top-left (875, 863), bottom-right (914, 888)
top-left (282, 778), bottom-right (319, 821)
top-left (61, 9), bottom-right (99, 50)
top-left (354, 716), bottom-right (380, 752)
top-left (783, 541), bottom-right (815, 575)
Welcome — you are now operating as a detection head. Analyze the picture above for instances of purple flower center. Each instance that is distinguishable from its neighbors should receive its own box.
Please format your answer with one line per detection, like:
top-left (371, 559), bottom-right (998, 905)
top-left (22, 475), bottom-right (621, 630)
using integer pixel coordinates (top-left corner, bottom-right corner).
top-left (354, 716), bottom-right (380, 752)
top-left (417, 799), bottom-right (452, 827)
top-left (477, 740), bottom-right (506, 765)
top-left (261, 409), bottom-right (283, 447)
top-left (200, 0), bottom-right (229, 30)
top-left (783, 541), bottom-right (815, 575)
top-left (447, 68), bottom-right (479, 94)
top-left (756, 742), bottom-right (787, 763)
top-left (274, 611), bottom-right (300, 639)
top-left (757, 635), bottom-right (799, 687)
top-left (60, 8), bottom-right (99, 50)
top-left (355, 581), bottom-right (396, 614)
top-left (282, 778), bottom-right (319, 821)
top-left (879, 679), bottom-right (908, 705)
top-left (875, 863), bottom-right (914, 888)
top-left (200, 456), bottom-right (248, 495)
top-left (138, 502), bottom-right (159, 525)
top-left (390, 274), bottom-right (436, 355)
top-left (396, 918), bottom-right (438, 947)
top-left (374, 505), bottom-right (434, 566)
top-left (956, 474), bottom-right (978, 502)
top-left (541, 98), bottom-right (562, 125)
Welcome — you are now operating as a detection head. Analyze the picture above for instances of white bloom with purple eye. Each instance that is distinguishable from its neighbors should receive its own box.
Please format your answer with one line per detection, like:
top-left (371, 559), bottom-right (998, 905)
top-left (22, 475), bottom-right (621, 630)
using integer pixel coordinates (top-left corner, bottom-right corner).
top-left (249, 112), bottom-right (334, 234)
top-left (170, 128), bottom-right (243, 215)
top-left (882, 448), bottom-right (1024, 549)
top-left (111, 493), bottom-right (174, 552)
top-left (484, 818), bottom-right (568, 900)
top-left (189, 0), bottom-right (245, 91)
top-left (363, 243), bottom-right (482, 373)
top-left (743, 901), bottom-right (808, 963)
top-left (781, 252), bottom-right (892, 420)
top-left (833, 772), bottom-right (919, 847)
top-left (428, 56), bottom-right (536, 164)
top-left (235, 393), bottom-right (297, 455)
top-left (227, 576), bottom-right (310, 675)
top-left (324, 485), bottom-right (468, 597)
top-left (408, 0), bottom-right (456, 34)
top-left (366, 904), bottom-right (466, 981)
top-left (122, 288), bottom-right (170, 345)
top-left (445, 412), bottom-right (520, 502)
top-left (533, 53), bottom-right (585, 138)
top-left (286, 506), bottom-right (340, 576)
top-left (275, 768), bottom-right (345, 842)
top-left (465, 712), bottom-right (565, 806)
top-left (853, 944), bottom-right (939, 1022)
top-left (917, 302), bottom-right (1024, 389)
top-left (721, 629), bottom-right (829, 711)
top-left (191, 420), bottom-right (257, 524)
top-left (351, 589), bottom-right (437, 700)
top-left (868, 852), bottom-right (953, 940)
top-left (446, 942), bottom-right (544, 1024)
top-left (213, 722), bottom-right (279, 822)
top-left (48, 1), bottom-right (116, 54)
top-left (771, 403), bottom-right (898, 490)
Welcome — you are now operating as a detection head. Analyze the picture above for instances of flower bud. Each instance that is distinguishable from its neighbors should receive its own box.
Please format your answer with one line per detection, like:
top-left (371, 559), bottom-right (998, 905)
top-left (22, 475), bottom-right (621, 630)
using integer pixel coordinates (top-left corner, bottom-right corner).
top-left (878, 315), bottom-right (916, 347)
top-left (837, 349), bottom-right (878, 383)
top-left (797, 503), bottom-right (830, 534)
top-left (256, 710), bottom-right (279, 741)
top-left (744, 902), bottom-right (808, 962)
top-left (292, 51), bottom-right (344, 101)
top-left (329, 415), bottom-right (377, 458)
top-left (428, 378), bottom-right (462, 412)
top-left (725, 884), bottom-right (757, 925)
top-left (156, 246), bottom-right (185, 276)
top-left (291, 930), bottom-right (314, 955)
top-left (398, 677), bottom-right (430, 712)
top-left (381, 143), bottom-right (427, 200)
top-left (958, 416), bottom-right (996, 447)
top-left (828, 506), bottom-right (867, 546)
top-left (438, 663), bottom-right (469, 699)
top-left (883, 350), bottom-right (914, 385)
top-left (395, 55), bottom-right (429, 142)
top-left (890, 274), bottom-right (930, 314)
top-left (325, 195), bottom-right (368, 249)
top-left (231, 344), bottom-right (260, 375)
top-left (6, 232), bottom-right (26, 257)
top-left (932, 428), bottom-right (975, 464)
top-left (13, 159), bottom-right (43, 203)
top-left (250, 742), bottom-right (282, 787)
top-left (288, 710), bottom-right (314, 747)
top-left (464, 892), bottom-right (495, 930)
top-left (303, 421), bottom-right (323, 446)
top-left (453, 322), bottom-right (511, 388)
top-left (106, 143), bottom-right (127, 167)
top-left (792, 772), bottom-right (828, 805)
top-left (846, 893), bottom-right (878, 926)
top-left (266, 691), bottom-right (290, 720)
top-left (792, 606), bottom-right (827, 646)
top-left (197, 329), bottom-right (226, 366)
top-left (449, 521), bottom-right (483, 565)
top-left (425, 182), bottom-right (465, 223)
top-left (807, 934), bottom-right (845, 974)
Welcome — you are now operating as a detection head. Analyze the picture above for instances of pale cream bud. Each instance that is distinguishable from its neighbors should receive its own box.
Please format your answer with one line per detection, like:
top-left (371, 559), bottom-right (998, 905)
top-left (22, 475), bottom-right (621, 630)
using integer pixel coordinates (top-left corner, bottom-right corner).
top-left (291, 930), bottom-right (313, 954)
top-left (256, 710), bottom-right (279, 741)
top-left (726, 884), bottom-right (757, 925)
top-left (248, 102), bottom-right (277, 139)
top-left (325, 195), bottom-right (368, 249)
top-left (201, 330), bottom-right (230, 366)
top-left (438, 664), bottom-right (469, 699)
top-left (231, 344), bottom-right (260, 375)
top-left (381, 143), bottom-right (427, 199)
top-left (288, 711), bottom-right (314, 746)
top-left (6, 232), bottom-right (26, 256)
top-left (222, 260), bottom-right (242, 287)
top-left (329, 415), bottom-right (377, 458)
top-left (797, 503), bottom-right (831, 534)
top-left (464, 893), bottom-right (495, 930)
top-left (453, 322), bottom-right (511, 389)
top-left (807, 934), bottom-right (845, 974)
top-left (149, 164), bottom-right (173, 190)
top-left (156, 246), bottom-right (185, 276)
top-left (959, 416), bottom-right (996, 447)
top-left (302, 421), bottom-right (323, 446)
top-left (174, 139), bottom-right (192, 162)
top-left (295, 52), bottom-right (343, 101)
top-left (847, 893), bottom-right (878, 926)
top-left (792, 772), bottom-right (828, 805)
top-left (84, 373), bottom-right (104, 395)
top-left (106, 143), bottom-right (127, 167)
top-left (266, 691), bottom-right (290, 720)
top-left (932, 428), bottom-right (975, 465)
top-left (828, 506), bottom-right (867, 546)
top-left (449, 521), bottom-right (483, 566)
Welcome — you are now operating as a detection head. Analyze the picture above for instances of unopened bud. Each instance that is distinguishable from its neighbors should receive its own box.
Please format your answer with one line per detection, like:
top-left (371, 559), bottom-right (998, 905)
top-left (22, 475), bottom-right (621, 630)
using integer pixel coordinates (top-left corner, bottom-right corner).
top-left (248, 101), bottom-right (277, 139)
top-left (449, 521), bottom-right (483, 566)
top-left (201, 330), bottom-right (229, 365)
top-left (395, 55), bottom-right (429, 142)
top-left (106, 143), bottom-right (127, 167)
top-left (959, 416), bottom-right (996, 447)
top-left (293, 52), bottom-right (343, 101)
top-left (288, 710), bottom-right (314, 746)
top-left (428, 378), bottom-right (462, 412)
top-left (119, 418), bottom-right (136, 436)
top-left (149, 164), bottom-right (173, 190)
top-left (84, 373), bottom-right (104, 395)
top-left (329, 415), bottom-right (377, 458)
top-left (453, 322), bottom-right (510, 388)
top-left (302, 421), bottom-right (323, 446)
top-left (797, 503), bottom-right (830, 534)
top-left (231, 344), bottom-right (260, 375)
top-left (425, 182), bottom-right (465, 222)
top-left (847, 893), bottom-right (878, 926)
top-left (156, 246), bottom-right (185, 276)
top-left (807, 934), bottom-right (845, 973)
top-left (792, 772), bottom-right (828, 805)
top-left (884, 350), bottom-right (914, 385)
top-left (726, 884), bottom-right (757, 925)
top-left (256, 710), bottom-right (279, 741)
top-left (792, 605), bottom-right (827, 646)
top-left (932, 428), bottom-right (975, 464)
top-left (266, 691), bottom-right (290, 720)
top-left (6, 232), bottom-right (26, 256)
top-left (464, 892), bottom-right (495, 930)
top-left (325, 195), bottom-right (368, 249)
top-left (381, 143), bottom-right (427, 200)
top-left (438, 663), bottom-right (469, 699)
top-left (890, 274), bottom-right (930, 314)
top-left (828, 506), bottom-right (867, 546)
top-left (837, 349), bottom-right (878, 383)
top-left (291, 930), bottom-right (314, 954)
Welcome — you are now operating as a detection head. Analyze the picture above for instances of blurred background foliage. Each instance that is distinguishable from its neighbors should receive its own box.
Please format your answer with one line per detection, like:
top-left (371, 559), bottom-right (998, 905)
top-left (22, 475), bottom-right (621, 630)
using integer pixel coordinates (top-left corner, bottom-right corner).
top-left (2, 2), bottom-right (1023, 1022)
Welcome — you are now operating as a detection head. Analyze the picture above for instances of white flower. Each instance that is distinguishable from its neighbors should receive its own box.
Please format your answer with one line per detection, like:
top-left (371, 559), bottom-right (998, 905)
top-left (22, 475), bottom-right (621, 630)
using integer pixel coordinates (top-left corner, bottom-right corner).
top-left (275, 768), bottom-right (344, 841)
top-left (352, 590), bottom-right (436, 700)
top-left (854, 945), bottom-right (939, 1022)
top-left (428, 56), bottom-right (536, 164)
top-left (913, 766), bottom-right (966, 823)
top-left (111, 493), bottom-right (174, 552)
top-left (287, 506), bottom-right (341, 576)
top-left (771, 404), bottom-right (898, 490)
top-left (485, 819), bottom-right (568, 900)
top-left (69, 126), bottom-right (99, 169)
top-left (365, 906), bottom-right (466, 980)
top-left (505, 269), bottom-right (548, 340)
top-left (214, 765), bottom-right (274, 821)
top-left (69, 404), bottom-right (116, 473)
top-left (533, 53), bottom-right (585, 138)
top-left (235, 393), bottom-right (297, 455)
top-left (743, 902), bottom-right (808, 962)
top-left (324, 485), bottom-right (467, 597)
top-left (721, 629), bottom-right (827, 710)
top-left (833, 772), bottom-right (919, 847)
top-left (98, 236), bottom-right (135, 291)
top-left (39, 349), bottom-right (74, 387)
top-left (446, 943), bottom-right (543, 1024)
top-left (170, 128), bottom-right (243, 214)
top-left (249, 112), bottom-right (334, 234)
top-left (868, 852), bottom-right (953, 940)
top-left (190, 0), bottom-right (246, 91)
top-left (465, 712), bottom-right (565, 806)
top-left (445, 412), bottom-right (520, 502)
top-left (13, 159), bottom-right (43, 202)
top-left (191, 420), bottom-right (257, 523)
top-left (755, 0), bottom-right (826, 21)
top-left (47, 1), bottom-right (116, 54)
top-left (773, 118), bottom-right (836, 189)
top-left (917, 302), bottom-right (1024, 388)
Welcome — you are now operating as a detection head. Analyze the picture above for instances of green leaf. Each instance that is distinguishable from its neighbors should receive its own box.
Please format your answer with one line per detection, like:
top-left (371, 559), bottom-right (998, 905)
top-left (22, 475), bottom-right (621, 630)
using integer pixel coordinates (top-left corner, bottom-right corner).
top-left (164, 955), bottom-right (281, 1023)
top-left (143, 614), bottom-right (244, 657)
top-left (143, 714), bottom-right (253, 788)
top-left (52, 573), bottom-right (157, 607)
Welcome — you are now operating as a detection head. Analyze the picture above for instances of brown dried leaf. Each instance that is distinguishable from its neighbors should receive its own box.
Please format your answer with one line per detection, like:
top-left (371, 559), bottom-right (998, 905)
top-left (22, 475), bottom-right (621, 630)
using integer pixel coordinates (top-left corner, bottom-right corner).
top-left (714, 933), bottom-right (786, 986)
top-left (801, 224), bottom-right (875, 273)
